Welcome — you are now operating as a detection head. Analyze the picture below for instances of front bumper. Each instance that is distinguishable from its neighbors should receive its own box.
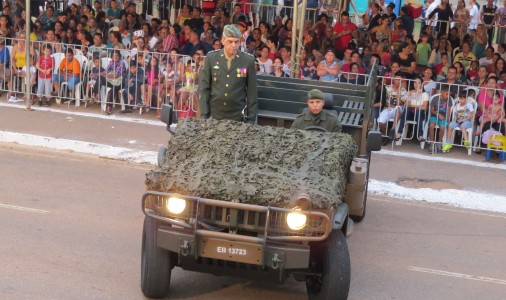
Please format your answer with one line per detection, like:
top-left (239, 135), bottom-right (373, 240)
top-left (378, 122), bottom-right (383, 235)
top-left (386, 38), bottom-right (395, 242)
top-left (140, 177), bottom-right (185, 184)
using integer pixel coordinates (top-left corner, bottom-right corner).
top-left (142, 191), bottom-right (333, 270)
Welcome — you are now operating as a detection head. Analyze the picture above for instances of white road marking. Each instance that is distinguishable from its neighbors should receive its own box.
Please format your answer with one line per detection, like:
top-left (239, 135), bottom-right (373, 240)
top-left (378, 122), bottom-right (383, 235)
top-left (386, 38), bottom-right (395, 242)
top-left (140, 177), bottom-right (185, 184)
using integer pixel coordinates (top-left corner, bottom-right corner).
top-left (0, 102), bottom-right (165, 127)
top-left (0, 203), bottom-right (49, 214)
top-left (377, 149), bottom-right (506, 171)
top-left (409, 266), bottom-right (506, 285)
top-left (371, 197), bottom-right (506, 219)
top-left (369, 179), bottom-right (506, 214)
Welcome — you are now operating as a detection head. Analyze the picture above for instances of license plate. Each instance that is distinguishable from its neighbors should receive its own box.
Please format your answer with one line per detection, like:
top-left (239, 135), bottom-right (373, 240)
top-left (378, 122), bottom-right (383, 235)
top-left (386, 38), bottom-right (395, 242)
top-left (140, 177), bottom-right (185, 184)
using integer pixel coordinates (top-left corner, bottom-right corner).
top-left (198, 238), bottom-right (264, 265)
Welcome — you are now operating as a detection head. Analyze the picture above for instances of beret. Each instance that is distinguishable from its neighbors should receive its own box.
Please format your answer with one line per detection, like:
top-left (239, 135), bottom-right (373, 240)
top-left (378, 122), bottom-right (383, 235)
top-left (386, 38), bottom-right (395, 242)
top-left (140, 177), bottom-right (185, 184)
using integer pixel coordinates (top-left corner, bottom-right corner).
top-left (222, 25), bottom-right (242, 39)
top-left (307, 89), bottom-right (325, 100)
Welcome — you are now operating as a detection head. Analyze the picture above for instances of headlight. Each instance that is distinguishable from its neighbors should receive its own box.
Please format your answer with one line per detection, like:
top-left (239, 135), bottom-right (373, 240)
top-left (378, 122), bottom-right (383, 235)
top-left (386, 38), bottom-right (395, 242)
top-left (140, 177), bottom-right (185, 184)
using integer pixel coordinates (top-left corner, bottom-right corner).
top-left (286, 208), bottom-right (307, 230)
top-left (166, 197), bottom-right (186, 214)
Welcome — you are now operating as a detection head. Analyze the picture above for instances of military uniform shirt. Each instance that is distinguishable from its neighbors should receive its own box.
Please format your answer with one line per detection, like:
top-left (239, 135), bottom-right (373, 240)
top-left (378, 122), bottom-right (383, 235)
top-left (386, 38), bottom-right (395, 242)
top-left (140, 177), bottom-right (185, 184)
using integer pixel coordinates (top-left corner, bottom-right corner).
top-left (291, 110), bottom-right (342, 133)
top-left (198, 48), bottom-right (258, 122)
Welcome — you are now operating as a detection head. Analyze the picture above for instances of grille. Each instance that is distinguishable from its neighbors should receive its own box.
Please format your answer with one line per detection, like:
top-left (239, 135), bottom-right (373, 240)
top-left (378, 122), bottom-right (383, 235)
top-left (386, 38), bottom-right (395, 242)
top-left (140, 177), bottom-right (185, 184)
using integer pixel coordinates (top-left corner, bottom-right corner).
top-left (143, 193), bottom-right (331, 240)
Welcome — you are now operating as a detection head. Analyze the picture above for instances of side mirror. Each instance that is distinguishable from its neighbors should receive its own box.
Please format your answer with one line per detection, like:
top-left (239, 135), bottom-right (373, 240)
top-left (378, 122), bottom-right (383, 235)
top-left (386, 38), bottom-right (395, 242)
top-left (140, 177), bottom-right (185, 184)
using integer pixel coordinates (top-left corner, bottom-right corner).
top-left (366, 131), bottom-right (382, 152)
top-left (160, 104), bottom-right (174, 128)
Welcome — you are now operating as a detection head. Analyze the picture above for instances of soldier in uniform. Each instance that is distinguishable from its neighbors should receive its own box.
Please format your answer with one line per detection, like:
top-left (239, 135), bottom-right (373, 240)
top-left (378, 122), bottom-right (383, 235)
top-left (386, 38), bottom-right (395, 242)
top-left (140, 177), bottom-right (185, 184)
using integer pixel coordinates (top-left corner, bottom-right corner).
top-left (291, 89), bottom-right (342, 133)
top-left (198, 24), bottom-right (258, 123)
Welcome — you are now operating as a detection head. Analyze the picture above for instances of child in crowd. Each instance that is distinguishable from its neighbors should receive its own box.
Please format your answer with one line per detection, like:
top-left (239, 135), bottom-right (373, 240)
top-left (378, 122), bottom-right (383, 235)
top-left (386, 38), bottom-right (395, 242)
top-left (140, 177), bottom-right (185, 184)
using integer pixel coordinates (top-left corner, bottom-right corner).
top-left (85, 56), bottom-right (106, 103)
top-left (435, 52), bottom-right (450, 77)
top-left (158, 60), bottom-right (177, 110)
top-left (19, 55), bottom-right (37, 104)
top-left (124, 60), bottom-right (144, 109)
top-left (466, 60), bottom-right (479, 83)
top-left (142, 56), bottom-right (160, 114)
top-left (35, 45), bottom-right (54, 107)
top-left (301, 53), bottom-right (318, 80)
top-left (475, 91), bottom-right (505, 136)
top-left (442, 91), bottom-right (475, 152)
top-left (427, 85), bottom-right (452, 153)
top-left (176, 59), bottom-right (199, 118)
top-left (415, 32), bottom-right (431, 72)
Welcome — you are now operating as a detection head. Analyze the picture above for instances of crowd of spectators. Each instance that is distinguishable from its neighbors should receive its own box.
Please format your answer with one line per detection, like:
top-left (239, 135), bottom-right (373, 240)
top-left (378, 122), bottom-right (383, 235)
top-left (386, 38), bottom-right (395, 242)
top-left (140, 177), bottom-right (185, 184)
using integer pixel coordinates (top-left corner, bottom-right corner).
top-left (0, 0), bottom-right (505, 153)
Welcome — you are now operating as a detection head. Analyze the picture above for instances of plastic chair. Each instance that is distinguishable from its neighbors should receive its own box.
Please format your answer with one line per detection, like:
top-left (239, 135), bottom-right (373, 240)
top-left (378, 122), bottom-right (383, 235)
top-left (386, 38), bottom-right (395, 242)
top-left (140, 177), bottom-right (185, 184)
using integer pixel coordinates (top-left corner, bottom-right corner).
top-left (486, 135), bottom-right (506, 162)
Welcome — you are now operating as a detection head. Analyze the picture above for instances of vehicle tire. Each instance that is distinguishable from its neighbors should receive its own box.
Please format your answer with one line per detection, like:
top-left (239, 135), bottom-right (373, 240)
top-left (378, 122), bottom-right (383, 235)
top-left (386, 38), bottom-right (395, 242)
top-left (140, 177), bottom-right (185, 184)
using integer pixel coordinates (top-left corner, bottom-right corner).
top-left (141, 216), bottom-right (172, 299)
top-left (306, 229), bottom-right (350, 300)
top-left (157, 146), bottom-right (167, 167)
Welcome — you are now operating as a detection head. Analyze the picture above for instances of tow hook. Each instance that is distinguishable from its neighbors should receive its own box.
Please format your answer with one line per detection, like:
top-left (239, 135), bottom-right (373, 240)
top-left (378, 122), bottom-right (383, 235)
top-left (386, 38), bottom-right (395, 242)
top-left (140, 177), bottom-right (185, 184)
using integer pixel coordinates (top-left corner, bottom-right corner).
top-left (180, 240), bottom-right (190, 256)
top-left (271, 253), bottom-right (283, 270)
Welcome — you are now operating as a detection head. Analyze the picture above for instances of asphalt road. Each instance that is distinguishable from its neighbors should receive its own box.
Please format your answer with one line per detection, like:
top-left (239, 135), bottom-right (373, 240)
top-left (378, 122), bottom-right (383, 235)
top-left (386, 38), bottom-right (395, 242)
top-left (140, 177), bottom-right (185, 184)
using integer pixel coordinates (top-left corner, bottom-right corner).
top-left (1, 144), bottom-right (505, 300)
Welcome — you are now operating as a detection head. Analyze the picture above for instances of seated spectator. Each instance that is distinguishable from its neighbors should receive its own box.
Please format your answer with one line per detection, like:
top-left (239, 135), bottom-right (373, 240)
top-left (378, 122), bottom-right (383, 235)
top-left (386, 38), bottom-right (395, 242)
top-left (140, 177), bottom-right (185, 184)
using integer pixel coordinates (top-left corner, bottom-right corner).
top-left (391, 18), bottom-right (406, 44)
top-left (317, 48), bottom-right (340, 82)
top-left (257, 46), bottom-right (273, 75)
top-left (342, 51), bottom-right (365, 73)
top-left (442, 90), bottom-right (475, 152)
top-left (438, 66), bottom-right (466, 97)
top-left (291, 88), bottom-right (342, 132)
top-left (300, 53), bottom-right (319, 80)
top-left (479, 47), bottom-right (495, 67)
top-left (181, 28), bottom-right (212, 56)
top-left (475, 91), bottom-right (505, 138)
top-left (470, 66), bottom-right (488, 87)
top-left (106, 0), bottom-right (121, 21)
top-left (466, 60), bottom-right (479, 83)
top-left (492, 58), bottom-right (505, 78)
top-left (428, 37), bottom-right (452, 67)
top-left (340, 63), bottom-right (366, 85)
top-left (421, 67), bottom-right (437, 94)
top-left (100, 49), bottom-right (127, 114)
top-left (0, 38), bottom-right (11, 90)
top-left (427, 85), bottom-right (453, 153)
top-left (0, 15), bottom-right (13, 41)
top-left (453, 61), bottom-right (467, 82)
top-left (270, 57), bottom-right (289, 77)
top-left (279, 46), bottom-right (292, 75)
top-left (397, 77), bottom-right (430, 141)
top-left (89, 33), bottom-right (107, 58)
top-left (278, 18), bottom-right (292, 48)
top-left (435, 52), bottom-right (451, 77)
top-left (333, 11), bottom-right (357, 59)
top-left (230, 3), bottom-right (248, 24)
top-left (378, 76), bottom-right (407, 139)
top-left (498, 44), bottom-right (506, 61)
top-left (392, 42), bottom-right (416, 79)
top-left (84, 55), bottom-right (106, 103)
top-left (52, 48), bottom-right (81, 98)
top-left (108, 30), bottom-right (125, 49)
top-left (37, 5), bottom-right (57, 30)
top-left (472, 24), bottom-right (488, 60)
top-left (454, 41), bottom-right (477, 70)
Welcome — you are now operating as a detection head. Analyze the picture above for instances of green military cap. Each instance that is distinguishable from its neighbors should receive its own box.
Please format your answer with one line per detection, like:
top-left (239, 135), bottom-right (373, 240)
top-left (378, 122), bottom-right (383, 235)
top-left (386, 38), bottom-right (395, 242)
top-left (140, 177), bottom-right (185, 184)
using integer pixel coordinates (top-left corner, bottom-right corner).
top-left (222, 24), bottom-right (242, 39)
top-left (307, 89), bottom-right (325, 100)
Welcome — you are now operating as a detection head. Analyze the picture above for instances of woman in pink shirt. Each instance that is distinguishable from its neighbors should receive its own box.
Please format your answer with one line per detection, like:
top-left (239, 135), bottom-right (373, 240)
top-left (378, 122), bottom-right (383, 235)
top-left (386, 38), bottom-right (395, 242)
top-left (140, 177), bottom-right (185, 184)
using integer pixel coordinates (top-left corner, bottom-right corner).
top-left (142, 56), bottom-right (160, 114)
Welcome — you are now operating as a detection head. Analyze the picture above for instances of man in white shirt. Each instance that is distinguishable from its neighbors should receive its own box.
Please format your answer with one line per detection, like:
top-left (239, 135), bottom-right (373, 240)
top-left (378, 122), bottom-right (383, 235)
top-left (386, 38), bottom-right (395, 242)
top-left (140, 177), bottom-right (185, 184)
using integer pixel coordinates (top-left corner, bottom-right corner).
top-left (468, 0), bottom-right (480, 30)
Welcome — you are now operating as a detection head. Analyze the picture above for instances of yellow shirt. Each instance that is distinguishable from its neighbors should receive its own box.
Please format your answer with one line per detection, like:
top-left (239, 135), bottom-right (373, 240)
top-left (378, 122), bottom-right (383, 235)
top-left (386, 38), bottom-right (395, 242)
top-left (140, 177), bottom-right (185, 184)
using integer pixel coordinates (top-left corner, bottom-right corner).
top-left (14, 51), bottom-right (25, 68)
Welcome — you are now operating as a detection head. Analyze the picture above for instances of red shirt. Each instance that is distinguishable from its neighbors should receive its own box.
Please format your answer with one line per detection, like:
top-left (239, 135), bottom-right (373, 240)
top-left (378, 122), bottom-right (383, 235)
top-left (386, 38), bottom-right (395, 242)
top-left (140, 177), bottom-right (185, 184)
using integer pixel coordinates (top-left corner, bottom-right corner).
top-left (333, 22), bottom-right (357, 51)
top-left (38, 56), bottom-right (54, 79)
top-left (341, 63), bottom-right (365, 74)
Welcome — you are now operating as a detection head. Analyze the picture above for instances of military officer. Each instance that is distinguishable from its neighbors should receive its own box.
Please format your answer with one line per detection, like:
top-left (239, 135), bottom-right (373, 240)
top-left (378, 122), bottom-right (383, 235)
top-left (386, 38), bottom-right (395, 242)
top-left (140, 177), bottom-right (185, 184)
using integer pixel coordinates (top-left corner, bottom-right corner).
top-left (291, 89), bottom-right (342, 132)
top-left (198, 24), bottom-right (258, 123)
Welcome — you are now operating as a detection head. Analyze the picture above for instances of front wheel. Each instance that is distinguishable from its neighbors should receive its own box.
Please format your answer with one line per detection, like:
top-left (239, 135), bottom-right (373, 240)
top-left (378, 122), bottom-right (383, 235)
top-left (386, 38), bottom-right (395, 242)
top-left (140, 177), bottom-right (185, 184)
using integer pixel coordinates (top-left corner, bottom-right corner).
top-left (141, 216), bottom-right (172, 299)
top-left (306, 229), bottom-right (350, 300)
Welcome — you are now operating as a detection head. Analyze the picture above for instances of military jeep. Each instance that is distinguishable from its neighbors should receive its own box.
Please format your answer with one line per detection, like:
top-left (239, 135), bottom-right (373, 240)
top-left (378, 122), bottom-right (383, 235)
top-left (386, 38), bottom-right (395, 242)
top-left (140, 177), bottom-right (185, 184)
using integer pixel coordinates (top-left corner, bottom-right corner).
top-left (141, 71), bottom-right (381, 299)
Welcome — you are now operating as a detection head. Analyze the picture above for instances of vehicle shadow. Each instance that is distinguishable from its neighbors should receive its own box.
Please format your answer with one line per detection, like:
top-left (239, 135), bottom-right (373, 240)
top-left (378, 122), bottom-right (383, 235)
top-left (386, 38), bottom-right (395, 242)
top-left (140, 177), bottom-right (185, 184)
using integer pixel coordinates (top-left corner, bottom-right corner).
top-left (165, 269), bottom-right (307, 299)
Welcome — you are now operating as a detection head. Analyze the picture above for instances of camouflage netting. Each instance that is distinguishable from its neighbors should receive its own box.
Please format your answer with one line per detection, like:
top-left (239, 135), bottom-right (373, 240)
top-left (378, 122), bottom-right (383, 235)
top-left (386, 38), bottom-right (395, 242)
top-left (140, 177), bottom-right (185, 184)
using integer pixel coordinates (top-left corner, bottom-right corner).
top-left (145, 119), bottom-right (358, 209)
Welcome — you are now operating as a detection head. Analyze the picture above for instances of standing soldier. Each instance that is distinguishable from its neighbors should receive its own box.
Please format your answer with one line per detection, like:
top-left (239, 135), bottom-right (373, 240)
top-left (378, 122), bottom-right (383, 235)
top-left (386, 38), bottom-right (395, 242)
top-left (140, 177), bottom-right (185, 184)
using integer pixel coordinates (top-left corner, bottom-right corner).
top-left (198, 24), bottom-right (258, 123)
